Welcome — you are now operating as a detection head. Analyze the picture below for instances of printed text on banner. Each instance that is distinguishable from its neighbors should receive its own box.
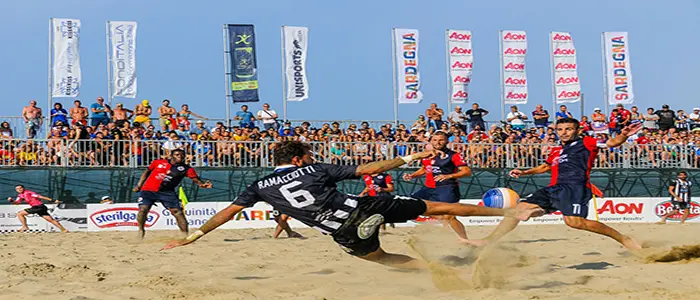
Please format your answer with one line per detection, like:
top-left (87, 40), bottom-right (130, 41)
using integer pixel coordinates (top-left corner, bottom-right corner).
top-left (501, 30), bottom-right (528, 104)
top-left (283, 26), bottom-right (309, 102)
top-left (110, 21), bottom-right (137, 98)
top-left (447, 30), bottom-right (473, 104)
top-left (52, 19), bottom-right (82, 97)
top-left (394, 28), bottom-right (423, 104)
top-left (551, 32), bottom-right (581, 103)
top-left (604, 32), bottom-right (634, 105)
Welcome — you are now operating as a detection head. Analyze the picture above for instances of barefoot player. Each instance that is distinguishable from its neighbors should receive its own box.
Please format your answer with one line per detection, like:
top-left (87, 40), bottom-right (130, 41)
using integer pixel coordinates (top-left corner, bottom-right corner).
top-left (462, 118), bottom-right (643, 250)
top-left (8, 185), bottom-right (68, 232)
top-left (163, 141), bottom-right (542, 269)
top-left (133, 149), bottom-right (212, 238)
top-left (403, 131), bottom-right (472, 240)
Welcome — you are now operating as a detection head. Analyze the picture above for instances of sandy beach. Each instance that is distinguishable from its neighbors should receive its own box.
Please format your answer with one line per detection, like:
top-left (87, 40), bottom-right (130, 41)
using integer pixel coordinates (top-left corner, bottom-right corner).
top-left (1, 223), bottom-right (699, 300)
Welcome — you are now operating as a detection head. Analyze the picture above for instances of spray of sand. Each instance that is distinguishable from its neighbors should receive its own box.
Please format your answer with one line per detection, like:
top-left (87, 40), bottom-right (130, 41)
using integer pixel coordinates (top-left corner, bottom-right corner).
top-left (644, 244), bottom-right (700, 263)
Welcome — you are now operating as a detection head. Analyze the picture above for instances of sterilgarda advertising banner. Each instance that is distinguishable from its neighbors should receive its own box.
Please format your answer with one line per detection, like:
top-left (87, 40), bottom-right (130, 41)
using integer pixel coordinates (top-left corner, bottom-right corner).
top-left (283, 26), bottom-right (309, 102)
top-left (551, 32), bottom-right (581, 103)
top-left (446, 29), bottom-right (473, 104)
top-left (603, 32), bottom-right (634, 105)
top-left (393, 28), bottom-right (423, 104)
top-left (52, 18), bottom-right (82, 97)
top-left (501, 30), bottom-right (528, 104)
top-left (228, 24), bottom-right (260, 102)
top-left (109, 21), bottom-right (137, 98)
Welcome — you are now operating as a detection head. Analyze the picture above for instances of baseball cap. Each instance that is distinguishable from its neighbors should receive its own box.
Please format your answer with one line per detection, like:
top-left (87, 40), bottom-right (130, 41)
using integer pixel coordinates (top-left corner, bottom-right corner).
top-left (141, 100), bottom-right (150, 107)
top-left (101, 196), bottom-right (111, 200)
top-left (196, 120), bottom-right (205, 124)
top-left (694, 108), bottom-right (700, 111)
top-left (594, 108), bottom-right (601, 111)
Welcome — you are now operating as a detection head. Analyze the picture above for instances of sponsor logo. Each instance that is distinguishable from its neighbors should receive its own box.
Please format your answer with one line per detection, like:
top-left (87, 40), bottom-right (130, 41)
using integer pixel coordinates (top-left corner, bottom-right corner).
top-left (655, 201), bottom-right (700, 221)
top-left (90, 207), bottom-right (160, 228)
top-left (598, 200), bottom-right (643, 215)
top-left (453, 76), bottom-right (471, 83)
top-left (504, 48), bottom-right (526, 55)
top-left (450, 47), bottom-right (472, 55)
top-left (503, 32), bottom-right (526, 41)
top-left (504, 62), bottom-right (525, 70)
top-left (552, 33), bottom-right (572, 41)
top-left (505, 77), bottom-right (526, 85)
top-left (609, 35), bottom-right (631, 101)
top-left (506, 91), bottom-right (527, 100)
top-left (233, 209), bottom-right (276, 221)
top-left (555, 63), bottom-right (576, 70)
top-left (400, 32), bottom-right (420, 100)
top-left (557, 90), bottom-right (581, 99)
top-left (553, 48), bottom-right (575, 56)
top-left (291, 29), bottom-right (307, 98)
top-left (452, 90), bottom-right (468, 100)
top-left (448, 31), bottom-right (471, 41)
top-left (556, 76), bottom-right (579, 85)
top-left (451, 61), bottom-right (473, 69)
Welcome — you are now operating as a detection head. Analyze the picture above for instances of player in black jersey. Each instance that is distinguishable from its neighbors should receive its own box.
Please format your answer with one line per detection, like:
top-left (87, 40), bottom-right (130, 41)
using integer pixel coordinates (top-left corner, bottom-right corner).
top-left (657, 171), bottom-right (693, 224)
top-left (163, 141), bottom-right (543, 269)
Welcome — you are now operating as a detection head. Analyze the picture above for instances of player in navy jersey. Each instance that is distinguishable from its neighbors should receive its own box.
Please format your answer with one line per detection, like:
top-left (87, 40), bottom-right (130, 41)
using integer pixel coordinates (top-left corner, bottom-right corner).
top-left (163, 141), bottom-right (543, 269)
top-left (463, 118), bottom-right (644, 250)
top-left (133, 149), bottom-right (212, 238)
top-left (657, 171), bottom-right (693, 224)
top-left (404, 131), bottom-right (472, 240)
top-left (360, 173), bottom-right (395, 229)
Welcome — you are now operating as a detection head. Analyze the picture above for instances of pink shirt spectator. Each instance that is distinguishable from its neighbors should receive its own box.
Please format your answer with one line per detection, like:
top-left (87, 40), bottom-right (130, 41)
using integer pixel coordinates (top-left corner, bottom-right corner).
top-left (14, 190), bottom-right (43, 207)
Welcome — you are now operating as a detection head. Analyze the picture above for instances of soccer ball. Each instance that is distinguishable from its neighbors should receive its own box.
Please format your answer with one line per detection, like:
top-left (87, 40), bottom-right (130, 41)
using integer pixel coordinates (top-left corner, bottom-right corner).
top-left (482, 188), bottom-right (520, 209)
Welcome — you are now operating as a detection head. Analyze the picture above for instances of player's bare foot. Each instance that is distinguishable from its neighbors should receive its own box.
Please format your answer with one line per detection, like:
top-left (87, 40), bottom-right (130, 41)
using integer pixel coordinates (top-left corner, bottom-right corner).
top-left (622, 235), bottom-right (642, 250)
top-left (138, 229), bottom-right (145, 239)
top-left (61, 229), bottom-right (69, 233)
top-left (507, 207), bottom-right (545, 221)
top-left (459, 238), bottom-right (490, 247)
top-left (18, 227), bottom-right (29, 232)
top-left (655, 220), bottom-right (667, 225)
top-left (288, 231), bottom-right (305, 239)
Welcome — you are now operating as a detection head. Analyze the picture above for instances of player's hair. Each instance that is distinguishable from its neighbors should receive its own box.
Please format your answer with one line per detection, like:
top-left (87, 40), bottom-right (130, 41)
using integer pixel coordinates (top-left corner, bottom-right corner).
top-left (171, 149), bottom-right (186, 156)
top-left (430, 131), bottom-right (449, 140)
top-left (679, 171), bottom-right (688, 175)
top-left (15, 185), bottom-right (24, 188)
top-left (274, 141), bottom-right (312, 165)
top-left (556, 117), bottom-right (580, 129)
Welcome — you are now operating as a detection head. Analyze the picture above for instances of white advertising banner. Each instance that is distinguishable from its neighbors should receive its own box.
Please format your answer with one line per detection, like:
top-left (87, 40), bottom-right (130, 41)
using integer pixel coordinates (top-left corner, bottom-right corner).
top-left (109, 21), bottom-right (138, 98)
top-left (87, 203), bottom-right (220, 232)
top-left (393, 28), bottom-right (423, 103)
top-left (0, 205), bottom-right (50, 232)
top-left (551, 32), bottom-right (582, 103)
top-left (500, 30), bottom-right (528, 104)
top-left (283, 26), bottom-right (309, 101)
top-left (52, 18), bottom-right (82, 97)
top-left (603, 32), bottom-right (634, 105)
top-left (447, 29), bottom-right (473, 104)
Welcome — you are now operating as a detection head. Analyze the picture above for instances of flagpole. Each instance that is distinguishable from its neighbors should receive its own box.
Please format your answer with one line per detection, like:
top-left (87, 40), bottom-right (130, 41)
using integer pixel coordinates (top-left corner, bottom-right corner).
top-left (499, 30), bottom-right (505, 120)
top-left (601, 32), bottom-right (609, 117)
top-left (106, 22), bottom-right (113, 106)
top-left (223, 25), bottom-right (232, 128)
top-left (549, 32), bottom-right (556, 119)
top-left (445, 29), bottom-right (452, 114)
top-left (281, 26), bottom-right (288, 121)
top-left (392, 29), bottom-right (399, 126)
top-left (47, 18), bottom-right (53, 134)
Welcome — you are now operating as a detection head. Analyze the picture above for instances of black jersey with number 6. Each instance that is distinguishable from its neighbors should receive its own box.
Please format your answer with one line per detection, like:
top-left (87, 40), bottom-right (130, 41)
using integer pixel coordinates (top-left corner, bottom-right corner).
top-left (232, 164), bottom-right (361, 234)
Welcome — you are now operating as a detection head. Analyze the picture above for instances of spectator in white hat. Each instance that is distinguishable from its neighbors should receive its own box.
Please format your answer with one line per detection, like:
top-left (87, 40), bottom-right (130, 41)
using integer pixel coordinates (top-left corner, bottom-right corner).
top-left (689, 108), bottom-right (700, 131)
top-left (100, 196), bottom-right (114, 204)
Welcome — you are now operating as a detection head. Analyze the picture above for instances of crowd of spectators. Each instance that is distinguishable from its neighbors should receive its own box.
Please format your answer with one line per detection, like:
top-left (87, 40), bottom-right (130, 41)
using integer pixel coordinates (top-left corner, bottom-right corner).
top-left (2, 98), bottom-right (700, 169)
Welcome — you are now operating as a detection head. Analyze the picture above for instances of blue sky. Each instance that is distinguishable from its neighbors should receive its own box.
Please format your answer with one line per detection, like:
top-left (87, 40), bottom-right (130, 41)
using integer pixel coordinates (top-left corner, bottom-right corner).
top-left (1, 0), bottom-right (698, 123)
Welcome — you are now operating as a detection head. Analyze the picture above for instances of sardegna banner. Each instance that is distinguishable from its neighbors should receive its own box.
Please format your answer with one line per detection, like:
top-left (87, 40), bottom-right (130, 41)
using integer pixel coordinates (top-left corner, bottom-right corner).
top-left (446, 29), bottom-right (473, 104)
top-left (52, 18), bottom-right (82, 97)
top-left (550, 32), bottom-right (581, 103)
top-left (109, 21), bottom-right (137, 98)
top-left (603, 32), bottom-right (634, 105)
top-left (283, 26), bottom-right (309, 102)
top-left (228, 24), bottom-right (260, 102)
top-left (500, 30), bottom-right (528, 104)
top-left (393, 28), bottom-right (423, 104)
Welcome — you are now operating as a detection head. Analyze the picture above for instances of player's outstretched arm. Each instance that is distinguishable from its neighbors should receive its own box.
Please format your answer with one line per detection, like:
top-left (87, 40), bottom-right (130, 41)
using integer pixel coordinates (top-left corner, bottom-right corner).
top-left (605, 123), bottom-right (642, 148)
top-left (162, 204), bottom-right (244, 250)
top-left (356, 150), bottom-right (436, 176)
top-left (509, 163), bottom-right (551, 178)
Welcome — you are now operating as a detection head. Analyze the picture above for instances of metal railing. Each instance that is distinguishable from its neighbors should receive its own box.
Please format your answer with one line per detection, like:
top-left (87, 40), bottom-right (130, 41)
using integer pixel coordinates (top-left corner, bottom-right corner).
top-left (0, 138), bottom-right (697, 170)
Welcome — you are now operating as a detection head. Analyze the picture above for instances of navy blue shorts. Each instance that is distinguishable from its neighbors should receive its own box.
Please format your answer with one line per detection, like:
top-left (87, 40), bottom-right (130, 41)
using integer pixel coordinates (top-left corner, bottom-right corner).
top-left (411, 185), bottom-right (460, 204)
top-left (521, 184), bottom-right (592, 218)
top-left (138, 191), bottom-right (181, 209)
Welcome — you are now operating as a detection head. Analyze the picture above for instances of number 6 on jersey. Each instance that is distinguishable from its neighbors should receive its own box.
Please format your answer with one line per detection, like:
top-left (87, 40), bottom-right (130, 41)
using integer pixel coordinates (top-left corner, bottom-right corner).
top-left (279, 181), bottom-right (316, 208)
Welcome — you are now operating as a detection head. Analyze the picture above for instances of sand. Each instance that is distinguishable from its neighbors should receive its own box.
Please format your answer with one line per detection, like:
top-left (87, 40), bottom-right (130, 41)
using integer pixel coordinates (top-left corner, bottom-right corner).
top-left (1, 223), bottom-right (700, 300)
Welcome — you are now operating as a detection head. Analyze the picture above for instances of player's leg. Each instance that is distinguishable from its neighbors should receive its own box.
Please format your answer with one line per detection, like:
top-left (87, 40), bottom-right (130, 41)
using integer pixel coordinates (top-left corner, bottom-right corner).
top-left (562, 216), bottom-right (640, 250)
top-left (167, 208), bottom-right (189, 234)
top-left (436, 186), bottom-right (468, 239)
top-left (273, 213), bottom-right (303, 239)
top-left (358, 247), bottom-right (426, 270)
top-left (681, 207), bottom-right (690, 224)
top-left (656, 208), bottom-right (679, 224)
top-left (41, 215), bottom-right (68, 232)
top-left (16, 209), bottom-right (30, 231)
top-left (422, 200), bottom-right (543, 221)
top-left (457, 201), bottom-right (542, 246)
top-left (136, 204), bottom-right (152, 238)
top-left (160, 192), bottom-right (188, 235)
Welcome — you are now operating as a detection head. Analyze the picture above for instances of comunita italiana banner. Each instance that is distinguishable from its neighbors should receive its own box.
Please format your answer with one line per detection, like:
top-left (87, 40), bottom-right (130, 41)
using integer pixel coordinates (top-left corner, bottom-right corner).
top-left (447, 29), bottom-right (473, 104)
top-left (501, 30), bottom-right (528, 104)
top-left (393, 28), bottom-right (423, 103)
top-left (109, 21), bottom-right (137, 98)
top-left (551, 32), bottom-right (581, 103)
top-left (52, 18), bottom-right (82, 97)
top-left (604, 32), bottom-right (634, 105)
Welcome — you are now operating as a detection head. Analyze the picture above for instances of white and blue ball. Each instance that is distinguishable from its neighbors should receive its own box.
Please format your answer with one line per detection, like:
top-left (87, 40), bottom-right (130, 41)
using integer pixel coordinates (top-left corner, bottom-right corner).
top-left (482, 188), bottom-right (520, 209)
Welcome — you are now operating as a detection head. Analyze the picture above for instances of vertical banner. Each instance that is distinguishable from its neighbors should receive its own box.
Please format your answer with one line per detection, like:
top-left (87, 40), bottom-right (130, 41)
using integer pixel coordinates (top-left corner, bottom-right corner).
top-left (447, 30), bottom-right (473, 104)
top-left (603, 32), bottom-right (634, 105)
top-left (551, 32), bottom-right (581, 103)
top-left (52, 18), bottom-right (82, 97)
top-left (227, 24), bottom-right (260, 102)
top-left (283, 26), bottom-right (309, 101)
top-left (109, 21), bottom-right (138, 98)
top-left (501, 30), bottom-right (528, 104)
top-left (393, 28), bottom-right (423, 103)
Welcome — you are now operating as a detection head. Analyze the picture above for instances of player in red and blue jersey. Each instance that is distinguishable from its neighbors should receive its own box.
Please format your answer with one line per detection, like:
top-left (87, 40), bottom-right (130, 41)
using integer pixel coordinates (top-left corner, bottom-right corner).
top-left (133, 149), bottom-right (212, 238)
top-left (360, 173), bottom-right (395, 230)
top-left (404, 131), bottom-right (472, 240)
top-left (463, 118), bottom-right (643, 250)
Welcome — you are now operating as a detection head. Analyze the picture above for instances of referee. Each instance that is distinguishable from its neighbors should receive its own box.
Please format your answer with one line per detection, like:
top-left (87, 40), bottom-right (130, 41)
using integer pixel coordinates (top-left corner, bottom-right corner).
top-left (658, 171), bottom-right (693, 224)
